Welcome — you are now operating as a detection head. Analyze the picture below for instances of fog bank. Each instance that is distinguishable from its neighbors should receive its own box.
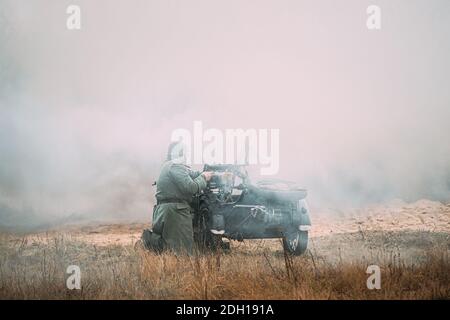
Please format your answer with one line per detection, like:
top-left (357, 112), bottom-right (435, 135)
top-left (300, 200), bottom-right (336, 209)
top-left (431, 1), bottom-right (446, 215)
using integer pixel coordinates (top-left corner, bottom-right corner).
top-left (0, 0), bottom-right (449, 228)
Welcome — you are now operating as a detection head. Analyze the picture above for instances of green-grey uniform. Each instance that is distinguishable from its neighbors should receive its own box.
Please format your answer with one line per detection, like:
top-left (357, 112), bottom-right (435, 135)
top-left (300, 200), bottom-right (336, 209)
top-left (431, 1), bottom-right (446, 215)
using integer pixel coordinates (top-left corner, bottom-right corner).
top-left (152, 160), bottom-right (207, 254)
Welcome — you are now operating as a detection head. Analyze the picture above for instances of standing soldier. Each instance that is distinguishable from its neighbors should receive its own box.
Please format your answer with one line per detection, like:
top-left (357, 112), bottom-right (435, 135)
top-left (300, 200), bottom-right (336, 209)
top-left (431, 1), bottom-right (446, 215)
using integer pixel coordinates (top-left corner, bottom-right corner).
top-left (141, 141), bottom-right (212, 255)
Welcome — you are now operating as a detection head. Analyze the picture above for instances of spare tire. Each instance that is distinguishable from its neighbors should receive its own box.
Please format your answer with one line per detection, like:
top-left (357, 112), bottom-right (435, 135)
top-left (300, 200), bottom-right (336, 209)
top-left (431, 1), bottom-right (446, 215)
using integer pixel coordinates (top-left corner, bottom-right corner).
top-left (248, 184), bottom-right (307, 204)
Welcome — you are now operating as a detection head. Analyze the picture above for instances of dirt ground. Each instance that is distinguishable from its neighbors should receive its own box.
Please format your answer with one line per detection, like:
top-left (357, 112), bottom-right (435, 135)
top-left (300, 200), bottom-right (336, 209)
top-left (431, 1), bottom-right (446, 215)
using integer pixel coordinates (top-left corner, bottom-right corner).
top-left (20, 198), bottom-right (450, 253)
top-left (0, 199), bottom-right (449, 299)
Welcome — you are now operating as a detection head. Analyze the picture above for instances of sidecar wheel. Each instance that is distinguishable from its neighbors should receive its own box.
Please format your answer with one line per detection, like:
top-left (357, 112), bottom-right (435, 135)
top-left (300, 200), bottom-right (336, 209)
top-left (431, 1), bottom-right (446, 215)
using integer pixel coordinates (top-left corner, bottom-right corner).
top-left (282, 230), bottom-right (308, 256)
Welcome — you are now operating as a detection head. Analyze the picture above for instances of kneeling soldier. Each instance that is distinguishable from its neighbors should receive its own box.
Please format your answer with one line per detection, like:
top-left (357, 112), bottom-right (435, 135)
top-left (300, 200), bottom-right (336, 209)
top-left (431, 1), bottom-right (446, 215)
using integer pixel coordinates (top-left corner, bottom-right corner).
top-left (141, 141), bottom-right (212, 255)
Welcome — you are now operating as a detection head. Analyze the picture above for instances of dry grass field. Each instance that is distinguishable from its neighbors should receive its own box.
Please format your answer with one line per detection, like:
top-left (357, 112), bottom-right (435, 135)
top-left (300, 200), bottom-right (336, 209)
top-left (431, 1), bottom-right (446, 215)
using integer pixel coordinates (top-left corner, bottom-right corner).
top-left (0, 199), bottom-right (449, 299)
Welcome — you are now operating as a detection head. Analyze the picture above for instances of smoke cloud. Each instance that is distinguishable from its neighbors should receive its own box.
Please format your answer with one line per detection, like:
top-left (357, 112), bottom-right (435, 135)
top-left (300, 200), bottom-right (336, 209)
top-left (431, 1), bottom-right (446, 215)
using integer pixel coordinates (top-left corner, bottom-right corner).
top-left (1, 0), bottom-right (449, 228)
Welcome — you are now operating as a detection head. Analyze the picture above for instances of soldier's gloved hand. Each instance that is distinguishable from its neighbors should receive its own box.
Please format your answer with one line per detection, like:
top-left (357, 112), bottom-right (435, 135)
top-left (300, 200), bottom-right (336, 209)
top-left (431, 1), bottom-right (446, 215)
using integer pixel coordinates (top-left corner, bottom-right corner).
top-left (202, 171), bottom-right (213, 181)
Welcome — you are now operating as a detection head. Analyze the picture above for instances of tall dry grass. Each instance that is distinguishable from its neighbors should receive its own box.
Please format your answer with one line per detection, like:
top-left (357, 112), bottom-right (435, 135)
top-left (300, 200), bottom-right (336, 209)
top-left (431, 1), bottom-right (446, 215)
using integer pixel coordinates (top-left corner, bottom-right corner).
top-left (0, 232), bottom-right (448, 299)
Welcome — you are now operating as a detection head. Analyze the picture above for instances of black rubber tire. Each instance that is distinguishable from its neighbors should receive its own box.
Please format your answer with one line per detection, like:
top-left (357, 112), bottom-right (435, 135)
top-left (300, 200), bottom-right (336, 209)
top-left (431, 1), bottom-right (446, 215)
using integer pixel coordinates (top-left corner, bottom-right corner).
top-left (193, 196), bottom-right (223, 252)
top-left (282, 230), bottom-right (308, 256)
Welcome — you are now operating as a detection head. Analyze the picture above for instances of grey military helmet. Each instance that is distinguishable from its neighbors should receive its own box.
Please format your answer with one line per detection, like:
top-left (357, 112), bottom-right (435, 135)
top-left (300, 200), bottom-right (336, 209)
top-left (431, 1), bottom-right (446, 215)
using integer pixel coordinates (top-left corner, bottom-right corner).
top-left (167, 140), bottom-right (186, 164)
